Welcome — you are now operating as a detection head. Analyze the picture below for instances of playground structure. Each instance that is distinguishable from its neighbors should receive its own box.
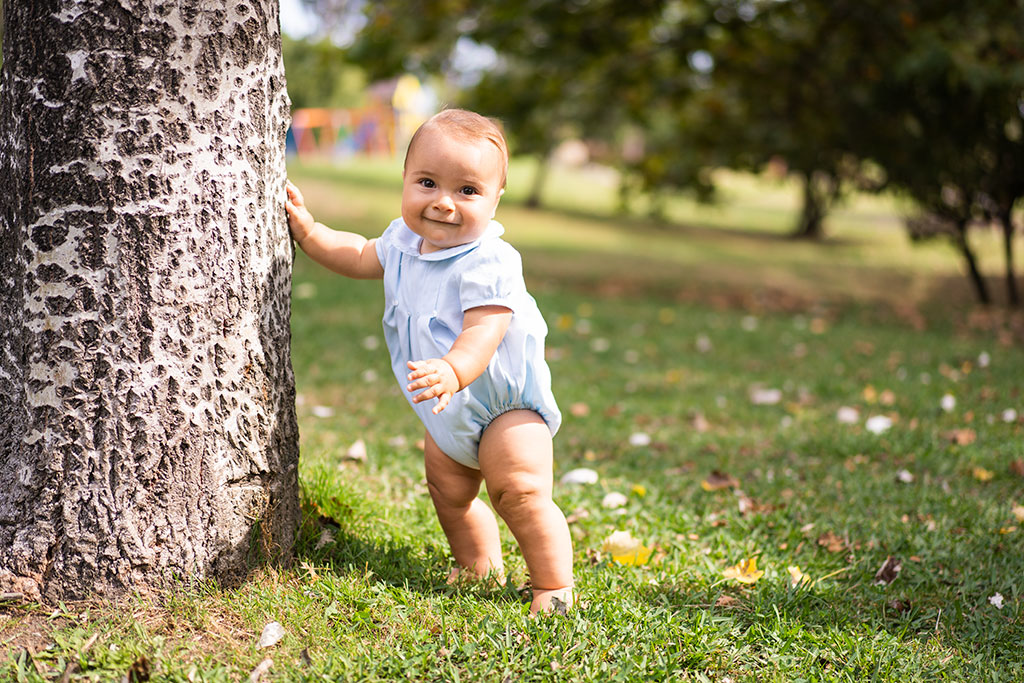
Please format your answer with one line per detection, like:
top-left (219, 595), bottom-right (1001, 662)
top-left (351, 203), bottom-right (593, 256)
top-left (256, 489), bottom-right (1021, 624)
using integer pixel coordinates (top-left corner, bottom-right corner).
top-left (286, 75), bottom-right (430, 160)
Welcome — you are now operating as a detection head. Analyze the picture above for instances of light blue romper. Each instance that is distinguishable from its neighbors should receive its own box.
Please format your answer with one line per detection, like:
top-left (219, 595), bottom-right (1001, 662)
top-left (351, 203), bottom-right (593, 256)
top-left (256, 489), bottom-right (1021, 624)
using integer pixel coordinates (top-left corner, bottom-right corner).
top-left (375, 218), bottom-right (561, 468)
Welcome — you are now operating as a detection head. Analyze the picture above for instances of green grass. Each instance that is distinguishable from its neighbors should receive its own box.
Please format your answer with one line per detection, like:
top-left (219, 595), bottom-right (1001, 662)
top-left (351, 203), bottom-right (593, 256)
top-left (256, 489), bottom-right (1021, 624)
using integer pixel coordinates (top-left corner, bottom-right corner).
top-left (2, 160), bottom-right (1023, 681)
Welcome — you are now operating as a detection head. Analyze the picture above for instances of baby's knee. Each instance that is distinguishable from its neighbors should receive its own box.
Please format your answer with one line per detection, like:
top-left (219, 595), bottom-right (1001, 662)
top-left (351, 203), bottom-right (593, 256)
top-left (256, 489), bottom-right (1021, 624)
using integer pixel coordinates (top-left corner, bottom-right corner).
top-left (492, 483), bottom-right (547, 522)
top-left (426, 477), bottom-right (479, 511)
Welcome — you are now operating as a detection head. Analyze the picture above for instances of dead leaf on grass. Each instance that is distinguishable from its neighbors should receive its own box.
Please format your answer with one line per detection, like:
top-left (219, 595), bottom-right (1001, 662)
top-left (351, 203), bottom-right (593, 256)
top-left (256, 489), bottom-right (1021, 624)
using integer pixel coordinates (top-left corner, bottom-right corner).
top-left (817, 532), bottom-right (846, 553)
top-left (944, 428), bottom-right (976, 446)
top-left (787, 565), bottom-right (812, 587)
top-left (722, 557), bottom-right (764, 584)
top-left (569, 402), bottom-right (590, 417)
top-left (1010, 460), bottom-right (1024, 478)
top-left (601, 530), bottom-right (653, 566)
top-left (874, 556), bottom-right (902, 585)
top-left (715, 594), bottom-right (738, 607)
top-left (565, 508), bottom-right (590, 525)
top-left (972, 467), bottom-right (995, 482)
top-left (701, 470), bottom-right (740, 491)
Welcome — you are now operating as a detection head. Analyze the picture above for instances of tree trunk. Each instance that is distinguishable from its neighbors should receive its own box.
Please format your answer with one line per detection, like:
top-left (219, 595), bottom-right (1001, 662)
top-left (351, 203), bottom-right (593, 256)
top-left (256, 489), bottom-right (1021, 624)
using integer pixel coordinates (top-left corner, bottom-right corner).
top-left (792, 170), bottom-right (837, 240)
top-left (952, 220), bottom-right (991, 305)
top-left (525, 153), bottom-right (550, 209)
top-left (999, 210), bottom-right (1019, 307)
top-left (0, 0), bottom-right (299, 602)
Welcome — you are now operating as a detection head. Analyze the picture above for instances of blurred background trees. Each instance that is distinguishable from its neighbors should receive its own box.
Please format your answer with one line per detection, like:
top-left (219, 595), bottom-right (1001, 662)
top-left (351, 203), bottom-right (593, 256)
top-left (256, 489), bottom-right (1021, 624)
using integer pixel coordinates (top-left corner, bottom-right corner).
top-left (287, 0), bottom-right (1023, 306)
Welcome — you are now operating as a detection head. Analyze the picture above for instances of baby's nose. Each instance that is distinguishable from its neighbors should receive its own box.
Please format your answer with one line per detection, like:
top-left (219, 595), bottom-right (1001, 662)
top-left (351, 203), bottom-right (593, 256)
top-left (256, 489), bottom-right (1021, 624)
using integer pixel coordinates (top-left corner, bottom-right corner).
top-left (433, 194), bottom-right (455, 212)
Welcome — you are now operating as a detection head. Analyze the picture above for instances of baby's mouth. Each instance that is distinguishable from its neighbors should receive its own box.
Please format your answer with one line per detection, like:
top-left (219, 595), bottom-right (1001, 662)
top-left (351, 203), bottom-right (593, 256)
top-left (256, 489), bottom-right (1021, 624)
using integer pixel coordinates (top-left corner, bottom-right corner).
top-left (424, 216), bottom-right (459, 226)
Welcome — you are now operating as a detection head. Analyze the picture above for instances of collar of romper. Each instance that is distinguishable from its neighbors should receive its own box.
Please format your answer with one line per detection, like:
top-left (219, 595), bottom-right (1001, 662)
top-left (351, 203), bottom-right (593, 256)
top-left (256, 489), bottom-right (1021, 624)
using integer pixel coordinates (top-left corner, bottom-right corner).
top-left (393, 218), bottom-right (505, 261)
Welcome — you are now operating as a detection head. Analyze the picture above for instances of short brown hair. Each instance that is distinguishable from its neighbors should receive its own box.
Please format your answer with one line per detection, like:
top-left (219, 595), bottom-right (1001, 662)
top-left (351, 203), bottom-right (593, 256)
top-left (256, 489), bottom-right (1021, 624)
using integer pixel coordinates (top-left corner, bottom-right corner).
top-left (404, 109), bottom-right (509, 188)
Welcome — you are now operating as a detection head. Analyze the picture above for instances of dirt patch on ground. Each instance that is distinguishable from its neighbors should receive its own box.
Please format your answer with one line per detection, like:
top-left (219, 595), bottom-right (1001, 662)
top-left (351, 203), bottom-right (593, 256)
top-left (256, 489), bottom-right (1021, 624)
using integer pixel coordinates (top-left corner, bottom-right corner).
top-left (0, 608), bottom-right (60, 658)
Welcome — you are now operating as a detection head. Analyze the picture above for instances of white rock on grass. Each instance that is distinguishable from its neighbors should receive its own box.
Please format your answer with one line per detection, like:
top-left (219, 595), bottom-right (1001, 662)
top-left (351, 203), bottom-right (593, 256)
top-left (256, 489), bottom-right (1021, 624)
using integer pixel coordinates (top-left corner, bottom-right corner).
top-left (865, 415), bottom-right (893, 434)
top-left (628, 432), bottom-right (652, 447)
top-left (560, 468), bottom-right (599, 485)
top-left (836, 406), bottom-right (860, 424)
top-left (258, 622), bottom-right (285, 648)
top-left (311, 405), bottom-right (334, 419)
top-left (749, 388), bottom-right (782, 405)
top-left (602, 492), bottom-right (629, 509)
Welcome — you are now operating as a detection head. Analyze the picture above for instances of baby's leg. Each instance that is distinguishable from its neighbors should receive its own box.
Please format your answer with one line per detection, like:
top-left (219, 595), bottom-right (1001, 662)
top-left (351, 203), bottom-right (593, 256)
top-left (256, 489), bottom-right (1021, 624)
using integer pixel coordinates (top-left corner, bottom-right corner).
top-left (424, 431), bottom-right (505, 583)
top-left (479, 411), bottom-right (574, 614)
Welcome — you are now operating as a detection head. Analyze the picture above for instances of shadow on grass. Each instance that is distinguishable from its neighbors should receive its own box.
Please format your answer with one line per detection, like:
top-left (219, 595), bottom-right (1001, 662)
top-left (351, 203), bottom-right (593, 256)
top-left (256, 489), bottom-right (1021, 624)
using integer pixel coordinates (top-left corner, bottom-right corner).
top-left (292, 500), bottom-right (526, 608)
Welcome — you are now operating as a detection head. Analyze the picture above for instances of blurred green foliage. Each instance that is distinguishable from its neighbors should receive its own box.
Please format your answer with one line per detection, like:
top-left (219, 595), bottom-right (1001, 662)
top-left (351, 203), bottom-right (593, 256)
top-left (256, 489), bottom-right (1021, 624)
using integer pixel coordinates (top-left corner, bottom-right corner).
top-left (295, 0), bottom-right (1023, 304)
top-left (282, 33), bottom-right (367, 110)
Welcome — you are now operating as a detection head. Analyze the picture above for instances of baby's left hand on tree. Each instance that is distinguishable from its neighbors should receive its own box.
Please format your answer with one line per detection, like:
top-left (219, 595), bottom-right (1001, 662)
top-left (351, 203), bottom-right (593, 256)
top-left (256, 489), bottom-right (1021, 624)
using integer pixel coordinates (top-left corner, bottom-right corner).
top-left (406, 359), bottom-right (459, 414)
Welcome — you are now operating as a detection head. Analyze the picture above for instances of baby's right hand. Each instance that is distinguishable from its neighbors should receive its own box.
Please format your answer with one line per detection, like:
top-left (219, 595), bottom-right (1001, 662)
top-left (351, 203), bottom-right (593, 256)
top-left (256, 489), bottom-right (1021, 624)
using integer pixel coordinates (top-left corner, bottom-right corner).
top-left (285, 180), bottom-right (315, 244)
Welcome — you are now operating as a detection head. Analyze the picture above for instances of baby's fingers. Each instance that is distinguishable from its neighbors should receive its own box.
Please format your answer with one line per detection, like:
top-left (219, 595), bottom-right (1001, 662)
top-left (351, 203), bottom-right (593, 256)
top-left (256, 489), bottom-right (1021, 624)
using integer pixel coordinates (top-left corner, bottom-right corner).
top-left (431, 392), bottom-right (451, 414)
top-left (410, 384), bottom-right (441, 404)
top-left (406, 374), bottom-right (438, 393)
top-left (285, 181), bottom-right (305, 205)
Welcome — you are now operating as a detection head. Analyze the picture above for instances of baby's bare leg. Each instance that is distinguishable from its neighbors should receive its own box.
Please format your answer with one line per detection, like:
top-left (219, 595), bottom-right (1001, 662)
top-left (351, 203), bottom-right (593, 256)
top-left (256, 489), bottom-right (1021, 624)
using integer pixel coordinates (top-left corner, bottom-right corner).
top-left (424, 431), bottom-right (505, 582)
top-left (479, 411), bottom-right (574, 614)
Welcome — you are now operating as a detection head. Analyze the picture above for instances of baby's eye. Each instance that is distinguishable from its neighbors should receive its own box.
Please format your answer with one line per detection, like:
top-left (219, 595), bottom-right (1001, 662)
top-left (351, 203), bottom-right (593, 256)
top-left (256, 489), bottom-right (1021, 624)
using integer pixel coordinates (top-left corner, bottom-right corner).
top-left (418, 178), bottom-right (436, 188)
top-left (460, 186), bottom-right (479, 196)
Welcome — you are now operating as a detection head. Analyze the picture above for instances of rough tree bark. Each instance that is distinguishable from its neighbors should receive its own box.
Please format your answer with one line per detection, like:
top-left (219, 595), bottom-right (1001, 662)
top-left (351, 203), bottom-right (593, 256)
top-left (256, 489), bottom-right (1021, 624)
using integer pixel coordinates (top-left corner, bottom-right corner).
top-left (0, 1), bottom-right (299, 601)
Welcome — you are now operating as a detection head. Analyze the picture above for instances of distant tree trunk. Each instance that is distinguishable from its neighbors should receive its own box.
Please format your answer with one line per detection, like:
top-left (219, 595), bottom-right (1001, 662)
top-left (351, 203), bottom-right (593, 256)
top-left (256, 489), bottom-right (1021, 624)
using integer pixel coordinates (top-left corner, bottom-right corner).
top-left (0, 0), bottom-right (299, 602)
top-left (998, 210), bottom-right (1019, 307)
top-left (525, 152), bottom-right (550, 209)
top-left (792, 170), bottom-right (836, 240)
top-left (951, 219), bottom-right (991, 305)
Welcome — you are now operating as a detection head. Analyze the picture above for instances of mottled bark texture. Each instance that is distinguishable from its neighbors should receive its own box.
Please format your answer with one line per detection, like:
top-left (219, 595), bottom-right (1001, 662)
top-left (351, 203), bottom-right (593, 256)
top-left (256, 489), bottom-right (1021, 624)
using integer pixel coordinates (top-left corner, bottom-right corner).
top-left (0, 0), bottom-right (299, 601)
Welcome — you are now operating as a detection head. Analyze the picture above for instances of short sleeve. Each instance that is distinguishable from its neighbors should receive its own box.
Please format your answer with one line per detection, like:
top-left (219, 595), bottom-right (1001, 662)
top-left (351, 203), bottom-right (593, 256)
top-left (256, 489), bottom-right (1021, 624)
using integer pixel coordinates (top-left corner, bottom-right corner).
top-left (375, 222), bottom-right (394, 270)
top-left (458, 242), bottom-right (524, 312)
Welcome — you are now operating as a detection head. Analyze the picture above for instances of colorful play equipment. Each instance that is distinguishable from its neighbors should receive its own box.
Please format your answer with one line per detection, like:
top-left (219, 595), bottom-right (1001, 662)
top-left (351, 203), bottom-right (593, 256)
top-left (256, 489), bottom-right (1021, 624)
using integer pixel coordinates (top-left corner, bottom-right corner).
top-left (286, 75), bottom-right (431, 160)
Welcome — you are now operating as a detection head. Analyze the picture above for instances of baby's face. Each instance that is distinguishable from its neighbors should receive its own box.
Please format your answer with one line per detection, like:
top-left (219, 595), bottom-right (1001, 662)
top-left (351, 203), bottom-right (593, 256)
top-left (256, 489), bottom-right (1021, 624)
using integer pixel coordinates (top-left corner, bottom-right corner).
top-left (401, 128), bottom-right (505, 254)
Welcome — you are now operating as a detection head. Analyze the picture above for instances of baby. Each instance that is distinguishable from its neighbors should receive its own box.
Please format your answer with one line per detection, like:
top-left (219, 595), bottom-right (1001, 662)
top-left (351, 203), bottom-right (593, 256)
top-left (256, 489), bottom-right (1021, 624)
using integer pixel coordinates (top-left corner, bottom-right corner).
top-left (285, 109), bottom-right (574, 614)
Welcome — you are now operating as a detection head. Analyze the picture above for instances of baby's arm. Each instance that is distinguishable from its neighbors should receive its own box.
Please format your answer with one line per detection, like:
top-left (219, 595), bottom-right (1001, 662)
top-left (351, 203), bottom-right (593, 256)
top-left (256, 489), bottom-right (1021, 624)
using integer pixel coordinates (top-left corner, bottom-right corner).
top-left (286, 181), bottom-right (383, 279)
top-left (406, 305), bottom-right (513, 414)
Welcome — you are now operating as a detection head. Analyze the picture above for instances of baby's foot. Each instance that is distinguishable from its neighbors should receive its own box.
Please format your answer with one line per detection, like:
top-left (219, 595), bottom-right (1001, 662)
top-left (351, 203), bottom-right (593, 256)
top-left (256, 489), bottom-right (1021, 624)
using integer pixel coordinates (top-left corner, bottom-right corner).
top-left (530, 587), bottom-right (574, 616)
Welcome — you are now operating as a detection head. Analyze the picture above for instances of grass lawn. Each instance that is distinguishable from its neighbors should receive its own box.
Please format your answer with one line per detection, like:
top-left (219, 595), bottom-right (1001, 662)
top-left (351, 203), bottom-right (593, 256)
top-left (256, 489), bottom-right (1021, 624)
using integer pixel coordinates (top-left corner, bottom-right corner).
top-left (2, 159), bottom-right (1023, 681)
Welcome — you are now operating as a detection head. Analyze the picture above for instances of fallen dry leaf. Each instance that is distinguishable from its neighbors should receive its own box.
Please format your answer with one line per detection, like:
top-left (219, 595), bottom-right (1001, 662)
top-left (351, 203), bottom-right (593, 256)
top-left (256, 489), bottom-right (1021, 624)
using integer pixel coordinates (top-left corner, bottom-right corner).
top-left (565, 508), bottom-right (590, 525)
top-left (701, 470), bottom-right (740, 491)
top-left (1012, 505), bottom-right (1024, 523)
top-left (874, 556), bottom-right (902, 585)
top-left (944, 428), bottom-right (976, 446)
top-left (817, 532), bottom-right (846, 553)
top-left (601, 530), bottom-right (653, 566)
top-left (787, 565), bottom-right (811, 587)
top-left (715, 594), bottom-right (738, 607)
top-left (972, 467), bottom-right (995, 482)
top-left (1010, 460), bottom-right (1024, 478)
top-left (723, 557), bottom-right (764, 584)
top-left (570, 402), bottom-right (590, 417)
top-left (691, 413), bottom-right (711, 433)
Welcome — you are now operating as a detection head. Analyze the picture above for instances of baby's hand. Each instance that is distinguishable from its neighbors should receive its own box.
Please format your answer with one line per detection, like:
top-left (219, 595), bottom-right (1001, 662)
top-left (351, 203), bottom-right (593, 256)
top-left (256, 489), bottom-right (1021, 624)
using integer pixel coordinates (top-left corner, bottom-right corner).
top-left (285, 180), bottom-right (315, 244)
top-left (406, 359), bottom-right (460, 414)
